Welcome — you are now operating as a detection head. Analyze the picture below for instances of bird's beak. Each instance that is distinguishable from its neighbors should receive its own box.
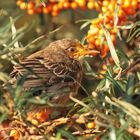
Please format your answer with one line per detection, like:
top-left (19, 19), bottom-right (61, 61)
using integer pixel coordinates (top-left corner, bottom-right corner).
top-left (74, 45), bottom-right (100, 59)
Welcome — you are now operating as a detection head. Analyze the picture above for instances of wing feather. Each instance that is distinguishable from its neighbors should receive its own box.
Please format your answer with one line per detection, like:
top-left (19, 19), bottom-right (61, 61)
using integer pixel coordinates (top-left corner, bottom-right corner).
top-left (11, 57), bottom-right (82, 90)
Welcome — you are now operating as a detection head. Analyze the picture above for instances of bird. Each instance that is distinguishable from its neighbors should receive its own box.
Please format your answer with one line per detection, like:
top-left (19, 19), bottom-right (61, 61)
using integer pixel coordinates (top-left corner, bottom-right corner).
top-left (10, 39), bottom-right (98, 105)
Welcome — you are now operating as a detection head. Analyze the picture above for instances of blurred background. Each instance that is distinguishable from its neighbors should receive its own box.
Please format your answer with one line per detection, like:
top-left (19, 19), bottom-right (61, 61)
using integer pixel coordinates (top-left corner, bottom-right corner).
top-left (0, 0), bottom-right (98, 45)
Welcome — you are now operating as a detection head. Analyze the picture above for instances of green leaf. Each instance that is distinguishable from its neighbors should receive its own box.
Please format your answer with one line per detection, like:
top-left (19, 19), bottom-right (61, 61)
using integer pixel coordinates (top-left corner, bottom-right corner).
top-left (126, 74), bottom-right (135, 95)
top-left (0, 112), bottom-right (8, 123)
top-left (127, 21), bottom-right (140, 42)
top-left (106, 75), bottom-right (125, 97)
top-left (58, 129), bottom-right (77, 140)
top-left (27, 98), bottom-right (47, 105)
top-left (96, 79), bottom-right (106, 91)
top-left (56, 132), bottom-right (62, 140)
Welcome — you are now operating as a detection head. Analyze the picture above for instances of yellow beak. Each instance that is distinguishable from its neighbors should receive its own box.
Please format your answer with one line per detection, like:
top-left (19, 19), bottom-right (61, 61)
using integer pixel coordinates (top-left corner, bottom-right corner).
top-left (74, 45), bottom-right (100, 58)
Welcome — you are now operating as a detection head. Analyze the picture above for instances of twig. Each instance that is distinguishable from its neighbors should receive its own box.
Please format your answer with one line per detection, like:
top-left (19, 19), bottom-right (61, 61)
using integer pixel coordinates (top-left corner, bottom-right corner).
top-left (72, 129), bottom-right (101, 136)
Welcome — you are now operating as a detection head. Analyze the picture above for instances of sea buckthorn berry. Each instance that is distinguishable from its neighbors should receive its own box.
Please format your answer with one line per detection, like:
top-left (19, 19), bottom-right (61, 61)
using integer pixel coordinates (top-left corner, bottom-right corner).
top-left (86, 121), bottom-right (96, 129)
top-left (110, 34), bottom-right (116, 43)
top-left (123, 0), bottom-right (131, 8)
top-left (51, 11), bottom-right (59, 16)
top-left (71, 2), bottom-right (78, 9)
top-left (16, 0), bottom-right (22, 6)
top-left (94, 2), bottom-right (100, 11)
top-left (19, 2), bottom-right (27, 10)
top-left (31, 119), bottom-right (39, 125)
top-left (89, 27), bottom-right (99, 35)
top-left (108, 2), bottom-right (116, 12)
top-left (58, 2), bottom-right (63, 9)
top-left (102, 0), bottom-right (109, 7)
top-left (87, 1), bottom-right (95, 10)
top-left (63, 1), bottom-right (70, 9)
top-left (95, 39), bottom-right (100, 47)
top-left (99, 29), bottom-right (104, 36)
top-left (36, 7), bottom-right (42, 14)
top-left (43, 7), bottom-right (49, 14)
top-left (27, 2), bottom-right (34, 9)
top-left (87, 35), bottom-right (95, 44)
top-left (10, 129), bottom-right (20, 140)
top-left (132, 1), bottom-right (137, 7)
top-left (27, 9), bottom-right (35, 15)
top-left (52, 4), bottom-right (59, 12)
top-left (102, 6), bottom-right (108, 13)
top-left (76, 0), bottom-right (86, 8)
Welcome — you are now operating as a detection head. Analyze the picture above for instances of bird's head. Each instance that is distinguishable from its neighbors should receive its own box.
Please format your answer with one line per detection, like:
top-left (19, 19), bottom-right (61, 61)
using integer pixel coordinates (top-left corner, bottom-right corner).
top-left (51, 39), bottom-right (99, 59)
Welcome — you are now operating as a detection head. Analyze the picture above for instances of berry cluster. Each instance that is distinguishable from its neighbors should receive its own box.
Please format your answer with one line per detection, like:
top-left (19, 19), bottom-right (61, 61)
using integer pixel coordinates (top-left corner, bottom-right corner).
top-left (87, 0), bottom-right (140, 57)
top-left (16, 0), bottom-right (140, 57)
top-left (16, 0), bottom-right (101, 16)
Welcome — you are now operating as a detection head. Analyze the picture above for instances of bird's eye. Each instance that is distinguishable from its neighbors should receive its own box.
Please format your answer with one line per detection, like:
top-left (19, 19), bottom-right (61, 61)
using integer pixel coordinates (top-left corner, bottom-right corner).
top-left (68, 47), bottom-right (76, 52)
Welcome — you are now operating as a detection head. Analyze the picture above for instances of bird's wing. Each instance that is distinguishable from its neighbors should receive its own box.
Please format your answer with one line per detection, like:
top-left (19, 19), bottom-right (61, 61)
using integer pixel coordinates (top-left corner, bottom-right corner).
top-left (11, 57), bottom-right (82, 90)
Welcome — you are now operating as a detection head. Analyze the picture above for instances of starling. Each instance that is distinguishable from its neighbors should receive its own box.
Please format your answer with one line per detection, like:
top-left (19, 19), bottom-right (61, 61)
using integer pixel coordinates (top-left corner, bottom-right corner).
top-left (11, 39), bottom-right (98, 105)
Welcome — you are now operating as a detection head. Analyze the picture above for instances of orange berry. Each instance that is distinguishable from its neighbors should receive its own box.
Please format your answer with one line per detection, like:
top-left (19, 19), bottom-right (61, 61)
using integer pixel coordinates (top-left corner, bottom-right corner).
top-left (105, 24), bottom-right (112, 29)
top-left (51, 11), bottom-right (59, 17)
top-left (43, 7), bottom-right (49, 14)
top-left (86, 122), bottom-right (96, 129)
top-left (19, 2), bottom-right (27, 10)
top-left (111, 28), bottom-right (117, 34)
top-left (108, 2), bottom-right (115, 12)
top-left (103, 44), bottom-right (109, 51)
top-left (71, 2), bottom-right (78, 9)
top-left (126, 8), bottom-right (136, 15)
top-left (110, 34), bottom-right (116, 43)
top-left (109, 57), bottom-right (114, 63)
top-left (58, 2), bottom-right (63, 9)
top-left (138, 3), bottom-right (140, 9)
top-left (91, 18), bottom-right (100, 25)
top-left (99, 70), bottom-right (106, 78)
top-left (102, 0), bottom-right (109, 7)
top-left (76, 0), bottom-right (86, 8)
top-left (100, 44), bottom-right (109, 58)
top-left (27, 2), bottom-right (34, 9)
top-left (102, 6), bottom-right (108, 13)
top-left (104, 16), bottom-right (111, 24)
top-left (87, 1), bottom-right (95, 10)
top-left (102, 63), bottom-right (107, 70)
top-left (123, 0), bottom-right (131, 8)
top-left (31, 119), bottom-right (39, 125)
top-left (52, 4), bottom-right (59, 12)
top-left (118, 9), bottom-right (125, 17)
top-left (95, 2), bottom-right (100, 11)
top-left (88, 27), bottom-right (99, 35)
top-left (90, 24), bottom-right (95, 30)
top-left (87, 35), bottom-right (95, 44)
top-left (36, 109), bottom-right (52, 122)
top-left (101, 50), bottom-right (108, 58)
top-left (63, 2), bottom-right (70, 9)
top-left (36, 7), bottom-right (42, 14)
top-left (88, 43), bottom-right (95, 49)
top-left (47, 5), bottom-right (52, 12)
top-left (99, 29), bottom-right (104, 36)
top-left (16, 0), bottom-right (22, 6)
top-left (27, 9), bottom-right (35, 15)
top-left (132, 0), bottom-right (137, 7)
top-left (95, 39), bottom-right (100, 47)
top-left (10, 129), bottom-right (20, 140)
top-left (98, 13), bottom-right (103, 19)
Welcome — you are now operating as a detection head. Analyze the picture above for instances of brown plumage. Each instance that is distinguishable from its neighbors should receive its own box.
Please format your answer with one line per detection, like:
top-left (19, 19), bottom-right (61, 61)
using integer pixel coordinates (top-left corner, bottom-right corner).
top-left (11, 39), bottom-right (98, 104)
